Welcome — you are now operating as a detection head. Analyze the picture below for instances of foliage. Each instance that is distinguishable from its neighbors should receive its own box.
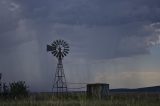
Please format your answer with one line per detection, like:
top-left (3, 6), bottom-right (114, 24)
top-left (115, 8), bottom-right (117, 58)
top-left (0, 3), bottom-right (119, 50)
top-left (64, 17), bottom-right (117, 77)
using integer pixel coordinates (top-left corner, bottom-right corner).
top-left (9, 81), bottom-right (29, 98)
top-left (2, 83), bottom-right (9, 97)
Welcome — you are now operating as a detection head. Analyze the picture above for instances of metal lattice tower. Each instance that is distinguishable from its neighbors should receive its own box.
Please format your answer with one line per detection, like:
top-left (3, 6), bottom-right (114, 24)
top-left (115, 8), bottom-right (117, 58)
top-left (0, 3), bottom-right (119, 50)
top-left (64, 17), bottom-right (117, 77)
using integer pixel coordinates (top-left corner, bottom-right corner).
top-left (47, 40), bottom-right (69, 94)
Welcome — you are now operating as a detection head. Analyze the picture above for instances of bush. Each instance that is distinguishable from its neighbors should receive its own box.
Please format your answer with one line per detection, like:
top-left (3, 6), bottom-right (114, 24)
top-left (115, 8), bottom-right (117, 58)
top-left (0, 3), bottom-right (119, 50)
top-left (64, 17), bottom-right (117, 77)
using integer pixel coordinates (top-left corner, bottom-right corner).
top-left (9, 81), bottom-right (29, 98)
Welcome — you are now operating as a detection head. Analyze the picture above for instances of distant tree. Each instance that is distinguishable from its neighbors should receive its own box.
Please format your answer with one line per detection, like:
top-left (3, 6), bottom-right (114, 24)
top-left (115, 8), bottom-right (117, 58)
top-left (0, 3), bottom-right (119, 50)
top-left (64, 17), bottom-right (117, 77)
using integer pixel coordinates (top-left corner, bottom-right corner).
top-left (9, 81), bottom-right (29, 98)
top-left (3, 83), bottom-right (9, 97)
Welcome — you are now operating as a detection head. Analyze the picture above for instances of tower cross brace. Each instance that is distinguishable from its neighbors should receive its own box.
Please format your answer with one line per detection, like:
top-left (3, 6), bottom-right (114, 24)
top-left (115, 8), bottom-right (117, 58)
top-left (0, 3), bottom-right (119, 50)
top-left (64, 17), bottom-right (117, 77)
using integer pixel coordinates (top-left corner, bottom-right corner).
top-left (53, 57), bottom-right (68, 94)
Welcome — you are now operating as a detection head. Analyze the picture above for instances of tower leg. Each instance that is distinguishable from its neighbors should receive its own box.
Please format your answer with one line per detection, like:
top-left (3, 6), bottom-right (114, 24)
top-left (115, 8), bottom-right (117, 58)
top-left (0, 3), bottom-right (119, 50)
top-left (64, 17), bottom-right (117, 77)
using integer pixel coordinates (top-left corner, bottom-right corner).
top-left (53, 61), bottom-right (68, 96)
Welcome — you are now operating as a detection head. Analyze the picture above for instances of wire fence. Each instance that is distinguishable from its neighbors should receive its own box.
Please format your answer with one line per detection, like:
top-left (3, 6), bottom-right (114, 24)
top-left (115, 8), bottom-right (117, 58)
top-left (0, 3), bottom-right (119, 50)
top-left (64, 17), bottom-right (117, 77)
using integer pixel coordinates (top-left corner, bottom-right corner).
top-left (66, 82), bottom-right (87, 90)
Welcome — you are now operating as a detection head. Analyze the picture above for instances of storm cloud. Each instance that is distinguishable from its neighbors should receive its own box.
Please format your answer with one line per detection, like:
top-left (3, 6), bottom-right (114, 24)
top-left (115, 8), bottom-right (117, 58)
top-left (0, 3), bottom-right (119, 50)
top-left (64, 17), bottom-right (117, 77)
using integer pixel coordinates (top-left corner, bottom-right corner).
top-left (0, 0), bottom-right (160, 91)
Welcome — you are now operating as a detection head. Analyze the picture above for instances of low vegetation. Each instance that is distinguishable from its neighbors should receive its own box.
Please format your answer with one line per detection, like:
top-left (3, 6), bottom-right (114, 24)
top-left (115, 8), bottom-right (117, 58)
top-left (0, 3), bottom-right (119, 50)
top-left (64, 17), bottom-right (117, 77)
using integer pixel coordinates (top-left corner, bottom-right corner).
top-left (0, 81), bottom-right (160, 105)
top-left (1, 81), bottom-right (29, 99)
top-left (0, 93), bottom-right (160, 106)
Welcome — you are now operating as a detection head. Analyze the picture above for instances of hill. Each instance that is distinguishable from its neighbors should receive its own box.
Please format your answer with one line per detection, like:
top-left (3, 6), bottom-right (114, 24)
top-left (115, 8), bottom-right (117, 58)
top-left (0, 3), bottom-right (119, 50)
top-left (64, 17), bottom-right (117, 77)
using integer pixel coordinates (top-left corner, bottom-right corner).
top-left (110, 86), bottom-right (160, 93)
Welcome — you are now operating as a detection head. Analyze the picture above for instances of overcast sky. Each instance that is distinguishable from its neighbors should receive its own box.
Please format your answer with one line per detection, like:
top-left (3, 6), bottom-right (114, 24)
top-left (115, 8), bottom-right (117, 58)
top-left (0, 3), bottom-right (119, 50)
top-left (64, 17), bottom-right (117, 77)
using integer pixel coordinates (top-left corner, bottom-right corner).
top-left (0, 0), bottom-right (160, 92)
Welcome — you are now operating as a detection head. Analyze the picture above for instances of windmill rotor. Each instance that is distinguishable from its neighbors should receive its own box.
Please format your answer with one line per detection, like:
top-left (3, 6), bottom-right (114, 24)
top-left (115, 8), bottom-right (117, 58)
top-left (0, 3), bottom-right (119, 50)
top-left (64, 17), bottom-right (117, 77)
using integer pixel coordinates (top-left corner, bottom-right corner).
top-left (47, 40), bottom-right (69, 59)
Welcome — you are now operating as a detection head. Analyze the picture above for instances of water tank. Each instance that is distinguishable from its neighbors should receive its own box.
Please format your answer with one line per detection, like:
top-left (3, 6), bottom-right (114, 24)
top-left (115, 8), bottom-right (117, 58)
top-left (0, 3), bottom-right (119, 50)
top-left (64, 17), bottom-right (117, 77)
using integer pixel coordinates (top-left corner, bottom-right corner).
top-left (87, 83), bottom-right (109, 99)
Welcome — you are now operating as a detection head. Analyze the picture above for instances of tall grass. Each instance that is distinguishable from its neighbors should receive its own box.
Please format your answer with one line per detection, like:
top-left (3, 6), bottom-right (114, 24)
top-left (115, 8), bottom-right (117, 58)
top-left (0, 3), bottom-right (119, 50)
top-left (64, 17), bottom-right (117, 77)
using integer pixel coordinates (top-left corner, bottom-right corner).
top-left (0, 93), bottom-right (160, 106)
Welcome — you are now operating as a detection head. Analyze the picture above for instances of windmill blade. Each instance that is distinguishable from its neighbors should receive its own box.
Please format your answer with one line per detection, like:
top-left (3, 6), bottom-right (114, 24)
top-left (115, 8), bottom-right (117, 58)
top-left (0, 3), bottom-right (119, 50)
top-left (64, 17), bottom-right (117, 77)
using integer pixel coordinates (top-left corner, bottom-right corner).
top-left (63, 42), bottom-right (68, 46)
top-left (47, 45), bottom-right (54, 52)
top-left (55, 53), bottom-right (59, 58)
top-left (53, 41), bottom-right (58, 46)
top-left (52, 49), bottom-right (57, 52)
top-left (59, 40), bottom-right (62, 45)
top-left (52, 50), bottom-right (57, 54)
top-left (64, 46), bottom-right (69, 49)
top-left (63, 52), bottom-right (66, 56)
top-left (55, 52), bottom-right (59, 58)
top-left (53, 51), bottom-right (57, 55)
top-left (56, 52), bottom-right (60, 58)
top-left (64, 48), bottom-right (69, 51)
top-left (59, 40), bottom-right (61, 45)
top-left (64, 50), bottom-right (69, 53)
top-left (61, 40), bottom-right (64, 45)
top-left (57, 40), bottom-right (60, 45)
top-left (62, 42), bottom-right (67, 46)
top-left (64, 45), bottom-right (69, 48)
top-left (61, 53), bottom-right (64, 57)
top-left (61, 40), bottom-right (65, 45)
top-left (63, 41), bottom-right (66, 44)
top-left (63, 44), bottom-right (69, 48)
top-left (56, 40), bottom-right (59, 45)
top-left (63, 51), bottom-right (69, 54)
top-left (53, 52), bottom-right (58, 56)
top-left (51, 43), bottom-right (56, 47)
top-left (55, 40), bottom-right (58, 46)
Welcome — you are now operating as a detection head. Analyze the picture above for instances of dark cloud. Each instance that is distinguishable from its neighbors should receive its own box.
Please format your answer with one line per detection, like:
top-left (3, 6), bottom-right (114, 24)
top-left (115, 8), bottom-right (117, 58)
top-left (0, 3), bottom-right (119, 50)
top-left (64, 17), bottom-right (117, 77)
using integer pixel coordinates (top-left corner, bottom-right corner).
top-left (13, 0), bottom-right (160, 26)
top-left (0, 0), bottom-right (160, 91)
top-left (0, 0), bottom-right (20, 34)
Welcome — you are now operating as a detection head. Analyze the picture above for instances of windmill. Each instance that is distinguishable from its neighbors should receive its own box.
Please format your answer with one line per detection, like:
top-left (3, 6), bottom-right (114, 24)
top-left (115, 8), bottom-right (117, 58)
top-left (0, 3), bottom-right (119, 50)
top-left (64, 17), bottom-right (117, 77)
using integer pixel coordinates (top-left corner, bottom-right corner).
top-left (47, 40), bottom-right (69, 94)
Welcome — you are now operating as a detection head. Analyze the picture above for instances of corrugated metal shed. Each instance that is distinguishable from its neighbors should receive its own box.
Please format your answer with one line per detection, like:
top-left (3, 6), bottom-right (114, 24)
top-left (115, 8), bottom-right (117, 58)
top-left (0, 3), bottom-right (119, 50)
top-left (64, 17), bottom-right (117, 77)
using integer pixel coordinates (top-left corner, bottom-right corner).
top-left (87, 83), bottom-right (109, 99)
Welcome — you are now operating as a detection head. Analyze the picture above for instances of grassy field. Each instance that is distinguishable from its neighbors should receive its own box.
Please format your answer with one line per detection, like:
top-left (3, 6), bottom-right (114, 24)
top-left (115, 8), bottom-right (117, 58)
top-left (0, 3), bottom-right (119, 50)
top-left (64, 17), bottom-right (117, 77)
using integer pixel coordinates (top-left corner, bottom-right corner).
top-left (0, 93), bottom-right (160, 106)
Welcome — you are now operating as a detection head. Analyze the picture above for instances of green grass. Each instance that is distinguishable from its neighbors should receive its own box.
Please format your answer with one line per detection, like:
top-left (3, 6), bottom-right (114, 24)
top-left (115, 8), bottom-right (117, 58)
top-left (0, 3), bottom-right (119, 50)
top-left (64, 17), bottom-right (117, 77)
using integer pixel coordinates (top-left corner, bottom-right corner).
top-left (0, 93), bottom-right (160, 106)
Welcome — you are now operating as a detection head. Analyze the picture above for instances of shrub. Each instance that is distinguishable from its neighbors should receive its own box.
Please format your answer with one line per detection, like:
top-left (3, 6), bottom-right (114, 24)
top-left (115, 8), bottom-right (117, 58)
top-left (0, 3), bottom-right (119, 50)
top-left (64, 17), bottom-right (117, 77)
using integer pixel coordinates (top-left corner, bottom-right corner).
top-left (9, 81), bottom-right (29, 98)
